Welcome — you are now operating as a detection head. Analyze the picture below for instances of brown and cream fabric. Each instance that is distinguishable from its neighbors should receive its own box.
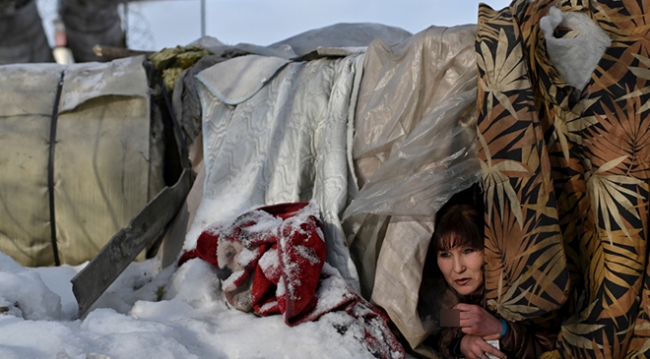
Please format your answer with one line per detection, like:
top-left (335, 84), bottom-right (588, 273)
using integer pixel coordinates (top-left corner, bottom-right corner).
top-left (477, 0), bottom-right (650, 358)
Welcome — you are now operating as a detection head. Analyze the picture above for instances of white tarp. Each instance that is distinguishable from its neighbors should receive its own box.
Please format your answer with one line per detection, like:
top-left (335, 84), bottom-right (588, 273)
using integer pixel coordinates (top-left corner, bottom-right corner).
top-left (192, 52), bottom-right (365, 289)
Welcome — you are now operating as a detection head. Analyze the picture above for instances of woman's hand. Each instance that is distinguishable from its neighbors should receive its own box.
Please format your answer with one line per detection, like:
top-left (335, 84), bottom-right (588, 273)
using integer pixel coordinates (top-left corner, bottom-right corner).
top-left (454, 303), bottom-right (503, 338)
top-left (460, 335), bottom-right (507, 359)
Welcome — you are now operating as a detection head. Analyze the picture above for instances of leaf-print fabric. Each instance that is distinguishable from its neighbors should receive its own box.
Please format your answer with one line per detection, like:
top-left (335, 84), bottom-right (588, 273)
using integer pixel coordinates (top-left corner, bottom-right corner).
top-left (476, 0), bottom-right (650, 358)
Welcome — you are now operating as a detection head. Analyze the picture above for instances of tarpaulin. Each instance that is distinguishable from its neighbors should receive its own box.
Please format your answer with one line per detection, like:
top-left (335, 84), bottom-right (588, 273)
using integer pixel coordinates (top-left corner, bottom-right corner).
top-left (0, 56), bottom-right (161, 266)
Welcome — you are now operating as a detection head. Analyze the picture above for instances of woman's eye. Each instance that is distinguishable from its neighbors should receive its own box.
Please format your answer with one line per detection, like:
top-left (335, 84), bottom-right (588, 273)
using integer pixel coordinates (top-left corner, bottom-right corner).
top-left (438, 252), bottom-right (451, 258)
top-left (463, 248), bottom-right (475, 255)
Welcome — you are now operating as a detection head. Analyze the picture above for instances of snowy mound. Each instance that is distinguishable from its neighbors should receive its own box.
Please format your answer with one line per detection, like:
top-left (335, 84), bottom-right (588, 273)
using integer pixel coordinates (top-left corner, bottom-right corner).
top-left (0, 251), bottom-right (390, 359)
top-left (0, 252), bottom-right (63, 320)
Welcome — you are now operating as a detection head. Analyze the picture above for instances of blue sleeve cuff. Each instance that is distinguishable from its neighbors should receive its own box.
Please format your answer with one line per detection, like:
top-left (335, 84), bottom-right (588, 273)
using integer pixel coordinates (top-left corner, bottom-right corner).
top-left (499, 318), bottom-right (508, 337)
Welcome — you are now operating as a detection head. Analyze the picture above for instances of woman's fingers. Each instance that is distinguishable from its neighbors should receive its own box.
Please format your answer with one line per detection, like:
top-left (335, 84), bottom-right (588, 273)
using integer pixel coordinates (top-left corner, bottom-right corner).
top-left (461, 335), bottom-right (485, 358)
top-left (461, 334), bottom-right (506, 359)
top-left (461, 334), bottom-right (508, 359)
top-left (459, 309), bottom-right (485, 335)
top-left (457, 305), bottom-right (503, 338)
top-left (458, 305), bottom-right (480, 327)
top-left (479, 339), bottom-right (506, 359)
top-left (459, 316), bottom-right (476, 325)
top-left (454, 303), bottom-right (475, 311)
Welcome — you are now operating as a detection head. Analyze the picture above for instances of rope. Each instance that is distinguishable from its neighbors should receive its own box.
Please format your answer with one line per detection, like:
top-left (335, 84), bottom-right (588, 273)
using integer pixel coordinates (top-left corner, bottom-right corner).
top-left (48, 71), bottom-right (65, 266)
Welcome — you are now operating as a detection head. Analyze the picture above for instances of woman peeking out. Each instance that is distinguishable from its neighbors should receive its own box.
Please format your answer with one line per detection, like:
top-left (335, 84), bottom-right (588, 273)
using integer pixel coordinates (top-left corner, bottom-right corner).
top-left (433, 204), bottom-right (556, 359)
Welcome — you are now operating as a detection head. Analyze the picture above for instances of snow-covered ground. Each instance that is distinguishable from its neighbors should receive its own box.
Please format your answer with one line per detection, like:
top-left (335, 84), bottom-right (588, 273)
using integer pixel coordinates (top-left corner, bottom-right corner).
top-left (0, 250), bottom-right (407, 359)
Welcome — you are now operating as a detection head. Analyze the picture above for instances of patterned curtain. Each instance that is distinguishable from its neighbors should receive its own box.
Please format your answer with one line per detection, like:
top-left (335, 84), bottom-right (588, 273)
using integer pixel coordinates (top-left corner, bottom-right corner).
top-left (476, 0), bottom-right (650, 358)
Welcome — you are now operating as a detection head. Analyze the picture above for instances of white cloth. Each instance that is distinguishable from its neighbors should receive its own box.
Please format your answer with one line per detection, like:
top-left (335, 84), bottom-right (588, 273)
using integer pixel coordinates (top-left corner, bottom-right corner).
top-left (192, 54), bottom-right (365, 289)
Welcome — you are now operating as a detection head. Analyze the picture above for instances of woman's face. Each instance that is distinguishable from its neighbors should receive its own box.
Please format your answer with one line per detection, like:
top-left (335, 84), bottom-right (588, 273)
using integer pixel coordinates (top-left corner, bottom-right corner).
top-left (437, 242), bottom-right (484, 296)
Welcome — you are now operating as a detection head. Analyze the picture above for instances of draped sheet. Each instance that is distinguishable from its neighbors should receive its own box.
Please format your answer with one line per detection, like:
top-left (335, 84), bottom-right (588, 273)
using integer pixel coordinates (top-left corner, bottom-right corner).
top-left (193, 53), bottom-right (364, 289)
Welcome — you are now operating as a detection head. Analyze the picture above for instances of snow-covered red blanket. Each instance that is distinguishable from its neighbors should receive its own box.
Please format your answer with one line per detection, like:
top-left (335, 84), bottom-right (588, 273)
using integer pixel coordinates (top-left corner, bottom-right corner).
top-left (179, 202), bottom-right (405, 359)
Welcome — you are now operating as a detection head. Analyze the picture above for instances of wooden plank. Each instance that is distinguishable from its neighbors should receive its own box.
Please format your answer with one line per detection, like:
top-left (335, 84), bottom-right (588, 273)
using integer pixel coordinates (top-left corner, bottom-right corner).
top-left (72, 168), bottom-right (192, 318)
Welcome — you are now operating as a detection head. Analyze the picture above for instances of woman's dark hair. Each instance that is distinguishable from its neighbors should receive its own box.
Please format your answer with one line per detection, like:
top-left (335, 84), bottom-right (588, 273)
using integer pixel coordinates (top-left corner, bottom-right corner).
top-left (432, 204), bottom-right (484, 253)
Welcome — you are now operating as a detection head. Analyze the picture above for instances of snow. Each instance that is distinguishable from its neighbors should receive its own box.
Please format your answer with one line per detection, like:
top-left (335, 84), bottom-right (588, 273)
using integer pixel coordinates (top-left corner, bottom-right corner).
top-left (0, 246), bottom-right (408, 359)
top-left (183, 193), bottom-right (256, 252)
top-left (295, 245), bottom-right (321, 265)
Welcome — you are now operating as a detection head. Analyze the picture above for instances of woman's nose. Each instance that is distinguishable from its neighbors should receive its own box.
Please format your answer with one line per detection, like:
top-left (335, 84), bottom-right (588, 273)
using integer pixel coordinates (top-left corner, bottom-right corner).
top-left (452, 257), bottom-right (465, 273)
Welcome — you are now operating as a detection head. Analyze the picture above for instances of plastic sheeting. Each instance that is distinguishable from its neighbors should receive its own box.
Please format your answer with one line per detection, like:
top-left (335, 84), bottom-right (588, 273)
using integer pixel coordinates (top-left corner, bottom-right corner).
top-left (342, 25), bottom-right (480, 356)
top-left (268, 22), bottom-right (412, 58)
top-left (0, 56), bottom-right (160, 266)
top-left (189, 23), bottom-right (412, 61)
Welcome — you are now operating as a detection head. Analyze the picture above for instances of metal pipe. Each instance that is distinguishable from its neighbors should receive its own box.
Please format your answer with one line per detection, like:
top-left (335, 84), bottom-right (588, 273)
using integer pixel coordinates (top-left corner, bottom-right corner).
top-left (201, 0), bottom-right (205, 37)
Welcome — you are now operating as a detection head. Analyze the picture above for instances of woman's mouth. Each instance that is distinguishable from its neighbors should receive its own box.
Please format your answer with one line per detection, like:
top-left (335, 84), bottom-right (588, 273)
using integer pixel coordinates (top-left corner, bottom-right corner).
top-left (454, 278), bottom-right (470, 286)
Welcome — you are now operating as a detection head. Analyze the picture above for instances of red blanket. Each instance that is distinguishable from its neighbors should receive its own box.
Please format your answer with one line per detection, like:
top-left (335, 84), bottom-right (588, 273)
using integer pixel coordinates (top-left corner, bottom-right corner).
top-left (179, 202), bottom-right (405, 359)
